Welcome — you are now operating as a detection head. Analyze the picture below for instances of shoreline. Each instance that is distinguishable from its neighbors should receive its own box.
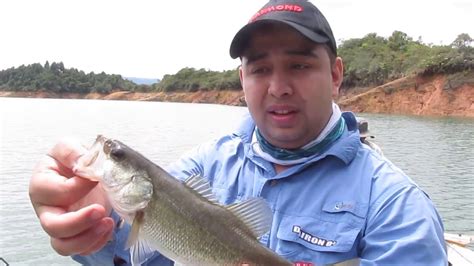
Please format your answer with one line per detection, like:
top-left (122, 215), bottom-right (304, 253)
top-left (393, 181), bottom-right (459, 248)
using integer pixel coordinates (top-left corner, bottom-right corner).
top-left (1, 73), bottom-right (473, 118)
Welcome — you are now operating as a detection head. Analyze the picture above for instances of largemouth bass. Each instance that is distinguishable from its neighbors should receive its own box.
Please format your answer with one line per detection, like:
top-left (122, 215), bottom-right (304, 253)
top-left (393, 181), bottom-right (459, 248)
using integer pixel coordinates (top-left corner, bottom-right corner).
top-left (74, 135), bottom-right (292, 266)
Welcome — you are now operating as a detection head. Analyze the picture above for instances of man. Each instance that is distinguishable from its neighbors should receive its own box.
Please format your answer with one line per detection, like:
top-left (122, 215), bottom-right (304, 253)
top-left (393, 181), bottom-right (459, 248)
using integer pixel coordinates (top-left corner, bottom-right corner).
top-left (29, 0), bottom-right (447, 264)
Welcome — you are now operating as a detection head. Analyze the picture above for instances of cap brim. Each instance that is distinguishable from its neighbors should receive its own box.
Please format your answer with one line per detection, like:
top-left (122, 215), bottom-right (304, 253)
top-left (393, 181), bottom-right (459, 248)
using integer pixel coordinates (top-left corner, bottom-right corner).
top-left (229, 19), bottom-right (330, 59)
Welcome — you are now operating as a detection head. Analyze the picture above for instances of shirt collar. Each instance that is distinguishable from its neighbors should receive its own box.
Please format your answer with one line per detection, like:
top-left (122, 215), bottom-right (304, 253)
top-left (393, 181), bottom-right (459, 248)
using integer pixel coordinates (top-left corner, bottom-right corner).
top-left (323, 112), bottom-right (360, 165)
top-left (234, 109), bottom-right (360, 165)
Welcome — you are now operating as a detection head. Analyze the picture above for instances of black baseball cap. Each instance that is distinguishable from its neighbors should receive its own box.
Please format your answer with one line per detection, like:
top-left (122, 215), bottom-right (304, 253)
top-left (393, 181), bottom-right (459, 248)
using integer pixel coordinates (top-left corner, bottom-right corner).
top-left (229, 0), bottom-right (337, 59)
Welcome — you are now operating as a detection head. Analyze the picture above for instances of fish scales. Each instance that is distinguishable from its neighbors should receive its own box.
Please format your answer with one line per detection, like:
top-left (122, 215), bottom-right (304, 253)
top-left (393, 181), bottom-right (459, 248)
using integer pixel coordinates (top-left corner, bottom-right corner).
top-left (142, 163), bottom-right (284, 264)
top-left (142, 199), bottom-right (242, 264)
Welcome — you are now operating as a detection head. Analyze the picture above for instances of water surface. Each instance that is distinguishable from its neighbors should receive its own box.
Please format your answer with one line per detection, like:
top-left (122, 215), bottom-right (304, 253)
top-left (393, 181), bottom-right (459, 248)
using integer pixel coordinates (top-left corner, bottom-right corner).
top-left (0, 98), bottom-right (472, 264)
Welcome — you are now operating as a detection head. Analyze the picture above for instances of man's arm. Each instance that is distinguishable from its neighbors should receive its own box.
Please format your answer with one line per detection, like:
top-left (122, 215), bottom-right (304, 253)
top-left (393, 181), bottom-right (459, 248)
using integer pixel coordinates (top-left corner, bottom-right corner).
top-left (360, 181), bottom-right (447, 265)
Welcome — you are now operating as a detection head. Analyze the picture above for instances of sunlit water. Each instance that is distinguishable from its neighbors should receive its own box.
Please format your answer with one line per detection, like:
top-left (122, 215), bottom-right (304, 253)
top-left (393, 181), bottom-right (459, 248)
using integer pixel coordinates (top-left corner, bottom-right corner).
top-left (0, 98), bottom-right (473, 265)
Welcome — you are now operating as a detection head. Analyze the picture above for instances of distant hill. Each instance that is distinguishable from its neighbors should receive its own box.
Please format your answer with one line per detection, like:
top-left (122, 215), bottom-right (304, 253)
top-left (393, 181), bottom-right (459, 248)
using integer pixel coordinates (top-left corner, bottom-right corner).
top-left (125, 77), bottom-right (160, 85)
top-left (0, 61), bottom-right (138, 93)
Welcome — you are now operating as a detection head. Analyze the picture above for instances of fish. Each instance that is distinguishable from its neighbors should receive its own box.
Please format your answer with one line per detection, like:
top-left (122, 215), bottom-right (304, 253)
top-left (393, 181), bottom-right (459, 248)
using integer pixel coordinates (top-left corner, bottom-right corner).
top-left (74, 135), bottom-right (293, 266)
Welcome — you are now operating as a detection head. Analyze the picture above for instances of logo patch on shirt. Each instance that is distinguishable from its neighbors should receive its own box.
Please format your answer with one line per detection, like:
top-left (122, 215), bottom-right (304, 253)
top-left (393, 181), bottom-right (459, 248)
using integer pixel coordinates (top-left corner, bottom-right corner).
top-left (292, 225), bottom-right (337, 247)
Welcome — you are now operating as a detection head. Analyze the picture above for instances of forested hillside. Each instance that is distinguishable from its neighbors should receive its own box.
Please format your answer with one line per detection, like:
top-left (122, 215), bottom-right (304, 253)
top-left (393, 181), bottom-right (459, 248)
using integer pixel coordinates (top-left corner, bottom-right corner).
top-left (339, 31), bottom-right (473, 88)
top-left (0, 62), bottom-right (146, 93)
top-left (0, 31), bottom-right (472, 94)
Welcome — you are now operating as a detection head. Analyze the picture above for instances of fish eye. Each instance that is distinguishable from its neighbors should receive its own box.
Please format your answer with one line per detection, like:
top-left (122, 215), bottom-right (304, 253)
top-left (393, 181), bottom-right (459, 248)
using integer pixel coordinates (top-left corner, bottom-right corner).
top-left (110, 147), bottom-right (126, 161)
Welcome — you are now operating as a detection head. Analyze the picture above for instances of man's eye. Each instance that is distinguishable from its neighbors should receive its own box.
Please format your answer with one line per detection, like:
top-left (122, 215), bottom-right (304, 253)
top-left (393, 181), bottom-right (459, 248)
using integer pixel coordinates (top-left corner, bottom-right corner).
top-left (292, 64), bottom-right (309, 70)
top-left (251, 67), bottom-right (268, 74)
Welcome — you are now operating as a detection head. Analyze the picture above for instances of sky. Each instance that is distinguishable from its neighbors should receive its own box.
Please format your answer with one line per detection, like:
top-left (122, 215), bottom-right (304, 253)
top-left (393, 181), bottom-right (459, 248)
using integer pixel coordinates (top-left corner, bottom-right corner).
top-left (1, 0), bottom-right (472, 79)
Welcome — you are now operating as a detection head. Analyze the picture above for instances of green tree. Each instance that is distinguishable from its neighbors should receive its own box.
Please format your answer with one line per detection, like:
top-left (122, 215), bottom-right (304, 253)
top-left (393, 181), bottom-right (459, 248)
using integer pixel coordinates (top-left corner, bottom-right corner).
top-left (451, 33), bottom-right (472, 49)
top-left (388, 31), bottom-right (412, 52)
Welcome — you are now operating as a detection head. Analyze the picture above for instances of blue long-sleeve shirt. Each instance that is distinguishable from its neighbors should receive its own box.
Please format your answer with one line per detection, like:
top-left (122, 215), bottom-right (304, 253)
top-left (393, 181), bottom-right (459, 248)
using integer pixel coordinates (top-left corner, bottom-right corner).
top-left (73, 111), bottom-right (447, 265)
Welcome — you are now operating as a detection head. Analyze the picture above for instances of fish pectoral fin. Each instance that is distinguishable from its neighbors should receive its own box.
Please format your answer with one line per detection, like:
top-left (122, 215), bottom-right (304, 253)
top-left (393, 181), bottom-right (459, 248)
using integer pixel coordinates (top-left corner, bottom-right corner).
top-left (184, 174), bottom-right (218, 204)
top-left (127, 211), bottom-right (156, 266)
top-left (126, 211), bottom-right (145, 249)
top-left (130, 238), bottom-right (156, 266)
top-left (227, 197), bottom-right (273, 238)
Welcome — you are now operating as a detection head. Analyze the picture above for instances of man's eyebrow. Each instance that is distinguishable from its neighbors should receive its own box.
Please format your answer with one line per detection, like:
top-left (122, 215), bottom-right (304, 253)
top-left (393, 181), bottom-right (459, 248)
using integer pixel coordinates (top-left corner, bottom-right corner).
top-left (244, 52), bottom-right (268, 64)
top-left (243, 48), bottom-right (318, 64)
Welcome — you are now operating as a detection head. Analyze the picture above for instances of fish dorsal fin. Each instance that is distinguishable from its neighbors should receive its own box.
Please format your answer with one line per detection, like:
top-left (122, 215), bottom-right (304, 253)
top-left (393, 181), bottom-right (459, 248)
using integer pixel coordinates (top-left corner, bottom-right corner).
top-left (184, 174), bottom-right (218, 204)
top-left (227, 198), bottom-right (273, 238)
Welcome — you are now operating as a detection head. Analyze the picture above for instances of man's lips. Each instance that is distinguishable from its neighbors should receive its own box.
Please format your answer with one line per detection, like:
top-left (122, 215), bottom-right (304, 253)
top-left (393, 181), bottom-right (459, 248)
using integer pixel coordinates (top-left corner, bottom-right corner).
top-left (267, 105), bottom-right (298, 115)
top-left (267, 105), bottom-right (298, 125)
top-left (271, 109), bottom-right (293, 115)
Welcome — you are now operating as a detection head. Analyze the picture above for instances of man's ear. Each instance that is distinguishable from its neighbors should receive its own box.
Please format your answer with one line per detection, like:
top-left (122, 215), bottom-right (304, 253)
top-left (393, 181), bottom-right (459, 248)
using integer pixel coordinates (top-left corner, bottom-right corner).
top-left (331, 57), bottom-right (344, 98)
top-left (238, 65), bottom-right (248, 104)
top-left (238, 65), bottom-right (244, 84)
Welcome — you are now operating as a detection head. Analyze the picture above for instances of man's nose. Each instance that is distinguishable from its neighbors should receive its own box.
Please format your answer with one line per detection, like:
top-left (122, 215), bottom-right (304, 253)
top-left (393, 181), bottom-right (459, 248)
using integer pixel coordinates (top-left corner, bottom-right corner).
top-left (267, 72), bottom-right (293, 98)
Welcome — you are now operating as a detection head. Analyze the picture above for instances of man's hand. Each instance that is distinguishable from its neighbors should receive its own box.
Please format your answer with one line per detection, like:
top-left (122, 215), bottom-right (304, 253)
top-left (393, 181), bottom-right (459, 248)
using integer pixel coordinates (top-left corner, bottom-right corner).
top-left (29, 138), bottom-right (114, 256)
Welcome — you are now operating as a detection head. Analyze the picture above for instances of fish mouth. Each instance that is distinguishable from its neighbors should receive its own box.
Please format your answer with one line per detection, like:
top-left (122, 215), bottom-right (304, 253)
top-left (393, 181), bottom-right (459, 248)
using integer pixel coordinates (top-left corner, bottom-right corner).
top-left (96, 134), bottom-right (108, 145)
top-left (72, 135), bottom-right (109, 181)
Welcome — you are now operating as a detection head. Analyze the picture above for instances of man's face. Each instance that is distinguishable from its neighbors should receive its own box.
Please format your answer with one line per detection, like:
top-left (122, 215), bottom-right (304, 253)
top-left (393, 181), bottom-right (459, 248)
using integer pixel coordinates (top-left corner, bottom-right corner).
top-left (239, 23), bottom-right (343, 149)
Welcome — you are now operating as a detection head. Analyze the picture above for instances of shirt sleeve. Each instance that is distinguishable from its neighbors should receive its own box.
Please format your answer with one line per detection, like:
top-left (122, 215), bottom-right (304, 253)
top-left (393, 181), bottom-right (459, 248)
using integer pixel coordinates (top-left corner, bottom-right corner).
top-left (359, 181), bottom-right (447, 265)
top-left (166, 141), bottom-right (215, 180)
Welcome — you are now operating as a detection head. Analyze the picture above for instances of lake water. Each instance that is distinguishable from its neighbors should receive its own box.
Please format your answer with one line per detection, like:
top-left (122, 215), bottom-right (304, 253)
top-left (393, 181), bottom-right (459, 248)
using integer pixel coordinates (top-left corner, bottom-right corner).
top-left (0, 97), bottom-right (473, 265)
